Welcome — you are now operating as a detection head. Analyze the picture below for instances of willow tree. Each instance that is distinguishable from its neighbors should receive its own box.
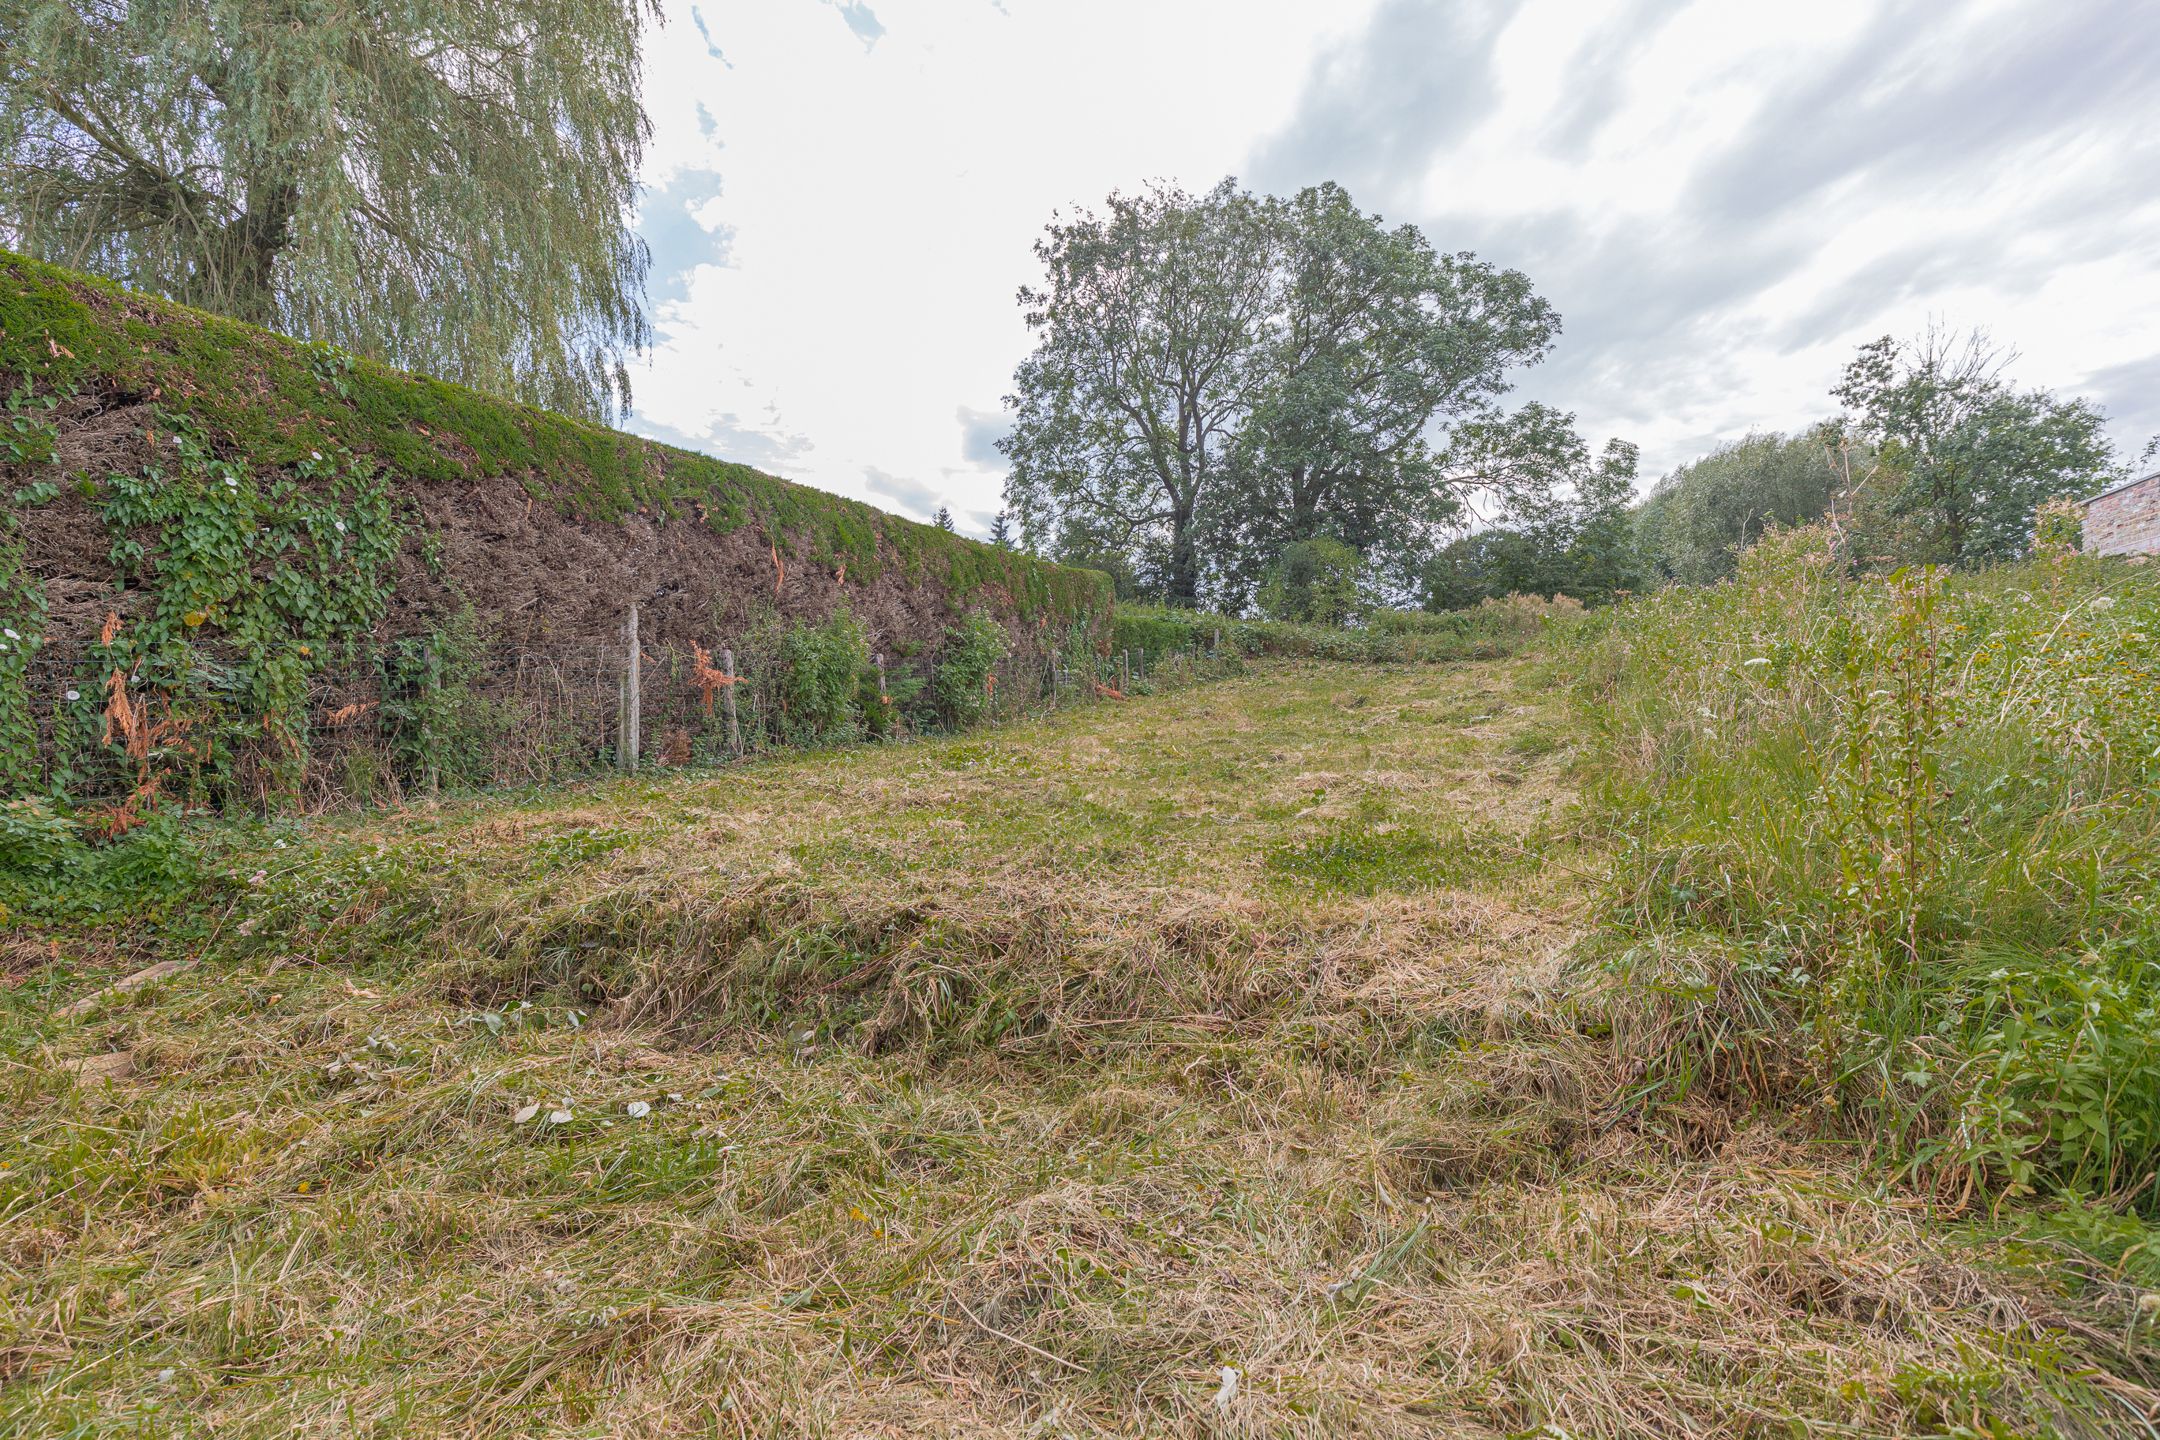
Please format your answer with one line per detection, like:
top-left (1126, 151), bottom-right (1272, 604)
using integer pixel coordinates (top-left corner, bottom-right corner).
top-left (0, 0), bottom-right (657, 420)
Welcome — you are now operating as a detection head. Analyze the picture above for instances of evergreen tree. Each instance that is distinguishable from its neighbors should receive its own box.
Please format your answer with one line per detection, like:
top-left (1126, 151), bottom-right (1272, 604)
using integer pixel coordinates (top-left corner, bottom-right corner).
top-left (0, 0), bottom-right (658, 420)
top-left (989, 509), bottom-right (1014, 548)
top-left (933, 505), bottom-right (955, 532)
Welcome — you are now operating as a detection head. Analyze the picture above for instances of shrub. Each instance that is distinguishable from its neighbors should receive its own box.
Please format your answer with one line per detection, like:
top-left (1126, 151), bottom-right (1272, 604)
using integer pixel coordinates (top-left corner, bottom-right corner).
top-left (1111, 606), bottom-right (1213, 665)
top-left (932, 611), bottom-right (1009, 730)
top-left (1256, 537), bottom-right (1365, 625)
top-left (0, 801), bottom-right (202, 922)
top-left (777, 608), bottom-right (870, 746)
top-left (375, 608), bottom-right (503, 793)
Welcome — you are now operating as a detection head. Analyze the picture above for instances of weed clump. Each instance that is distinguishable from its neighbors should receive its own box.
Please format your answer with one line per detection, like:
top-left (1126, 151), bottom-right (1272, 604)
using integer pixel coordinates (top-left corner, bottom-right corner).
top-left (1576, 525), bottom-right (2160, 1208)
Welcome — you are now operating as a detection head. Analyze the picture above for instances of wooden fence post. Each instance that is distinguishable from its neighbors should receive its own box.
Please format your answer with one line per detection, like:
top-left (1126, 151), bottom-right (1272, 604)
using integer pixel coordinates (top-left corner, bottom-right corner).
top-left (722, 645), bottom-right (741, 757)
top-left (423, 638), bottom-right (442, 802)
top-left (1119, 650), bottom-right (1131, 693)
top-left (621, 603), bottom-right (641, 773)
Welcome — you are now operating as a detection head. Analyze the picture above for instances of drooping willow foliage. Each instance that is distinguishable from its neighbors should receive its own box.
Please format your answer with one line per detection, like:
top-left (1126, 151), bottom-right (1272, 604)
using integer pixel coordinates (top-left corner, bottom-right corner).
top-left (0, 0), bottom-right (657, 421)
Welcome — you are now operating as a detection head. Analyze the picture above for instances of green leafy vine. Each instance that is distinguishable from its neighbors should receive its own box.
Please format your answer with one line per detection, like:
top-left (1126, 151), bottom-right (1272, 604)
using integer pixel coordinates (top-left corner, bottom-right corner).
top-left (96, 418), bottom-right (402, 802)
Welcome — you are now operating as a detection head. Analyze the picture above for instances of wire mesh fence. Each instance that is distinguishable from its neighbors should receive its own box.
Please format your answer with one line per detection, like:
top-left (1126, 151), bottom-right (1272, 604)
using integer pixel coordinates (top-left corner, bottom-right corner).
top-left (10, 615), bottom-right (1232, 815)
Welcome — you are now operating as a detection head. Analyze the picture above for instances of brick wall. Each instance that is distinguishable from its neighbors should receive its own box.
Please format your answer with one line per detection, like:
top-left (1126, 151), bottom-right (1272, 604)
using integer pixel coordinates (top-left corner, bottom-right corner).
top-left (2086, 472), bottom-right (2160, 556)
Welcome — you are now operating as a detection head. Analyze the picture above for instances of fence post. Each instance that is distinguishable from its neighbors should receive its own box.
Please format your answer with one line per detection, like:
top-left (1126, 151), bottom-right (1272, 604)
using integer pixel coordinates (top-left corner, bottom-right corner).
top-left (423, 638), bottom-right (442, 802)
top-left (721, 644), bottom-right (741, 757)
top-left (1119, 649), bottom-right (1131, 693)
top-left (621, 603), bottom-right (641, 773)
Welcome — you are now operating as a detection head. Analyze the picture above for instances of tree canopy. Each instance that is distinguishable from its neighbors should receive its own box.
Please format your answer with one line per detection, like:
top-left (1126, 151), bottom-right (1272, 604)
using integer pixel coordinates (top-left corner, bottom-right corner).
top-left (0, 0), bottom-right (657, 421)
top-left (1634, 429), bottom-right (1843, 585)
top-left (1832, 328), bottom-right (2119, 569)
top-left (1001, 178), bottom-right (1580, 608)
top-left (1420, 436), bottom-right (1640, 609)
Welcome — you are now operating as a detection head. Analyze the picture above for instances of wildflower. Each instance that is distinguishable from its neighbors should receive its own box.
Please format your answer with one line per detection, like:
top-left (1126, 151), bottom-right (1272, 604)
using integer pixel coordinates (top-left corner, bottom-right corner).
top-left (223, 476), bottom-right (239, 489)
top-left (310, 450), bottom-right (322, 461)
top-left (2, 629), bottom-right (14, 640)
top-left (64, 689), bottom-right (79, 701)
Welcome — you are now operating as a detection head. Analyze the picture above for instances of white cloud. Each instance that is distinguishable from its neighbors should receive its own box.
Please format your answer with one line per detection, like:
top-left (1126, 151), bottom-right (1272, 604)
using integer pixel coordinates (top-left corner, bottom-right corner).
top-left (630, 0), bottom-right (2160, 517)
top-left (627, 0), bottom-right (1377, 514)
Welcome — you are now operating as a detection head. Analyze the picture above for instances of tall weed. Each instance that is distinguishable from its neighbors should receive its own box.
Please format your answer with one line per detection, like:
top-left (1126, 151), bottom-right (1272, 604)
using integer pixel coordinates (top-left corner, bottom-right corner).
top-left (1579, 527), bottom-right (2160, 1207)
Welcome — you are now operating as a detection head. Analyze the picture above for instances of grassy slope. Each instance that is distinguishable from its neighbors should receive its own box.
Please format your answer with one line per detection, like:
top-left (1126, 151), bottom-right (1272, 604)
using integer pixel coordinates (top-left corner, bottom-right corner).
top-left (5, 659), bottom-right (2145, 1437)
top-left (0, 249), bottom-right (1105, 615)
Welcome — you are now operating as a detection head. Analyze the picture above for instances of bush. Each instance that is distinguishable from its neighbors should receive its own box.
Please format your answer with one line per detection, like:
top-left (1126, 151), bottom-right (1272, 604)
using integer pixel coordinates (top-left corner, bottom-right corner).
top-left (777, 608), bottom-right (870, 746)
top-left (0, 797), bottom-right (81, 879)
top-left (1110, 606), bottom-right (1215, 665)
top-left (931, 611), bottom-right (1009, 729)
top-left (1256, 538), bottom-right (1364, 625)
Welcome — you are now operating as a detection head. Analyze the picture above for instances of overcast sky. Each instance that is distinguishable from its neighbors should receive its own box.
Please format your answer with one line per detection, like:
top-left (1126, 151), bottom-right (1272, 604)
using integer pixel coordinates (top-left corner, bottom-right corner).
top-left (625, 0), bottom-right (2160, 536)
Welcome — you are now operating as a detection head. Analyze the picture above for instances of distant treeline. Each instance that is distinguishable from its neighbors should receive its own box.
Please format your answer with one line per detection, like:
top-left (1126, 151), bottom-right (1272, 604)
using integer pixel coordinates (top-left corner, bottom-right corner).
top-left (1427, 326), bottom-right (2138, 610)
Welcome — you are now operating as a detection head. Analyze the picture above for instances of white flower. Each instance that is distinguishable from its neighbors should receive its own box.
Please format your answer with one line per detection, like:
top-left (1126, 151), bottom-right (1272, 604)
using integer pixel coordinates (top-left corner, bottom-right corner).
top-left (545, 1107), bottom-right (573, 1126)
top-left (513, 1103), bottom-right (541, 1124)
top-left (2092, 596), bottom-right (2117, 611)
top-left (334, 521), bottom-right (346, 533)
top-left (223, 476), bottom-right (239, 489)
top-left (64, 689), bottom-right (79, 701)
top-left (2, 629), bottom-right (16, 640)
top-left (310, 450), bottom-right (322, 461)
top-left (625, 1100), bottom-right (651, 1118)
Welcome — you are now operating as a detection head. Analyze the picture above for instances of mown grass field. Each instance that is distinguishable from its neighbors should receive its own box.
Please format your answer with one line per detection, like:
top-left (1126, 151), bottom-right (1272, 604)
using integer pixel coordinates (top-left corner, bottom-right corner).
top-left (6, 642), bottom-right (2153, 1437)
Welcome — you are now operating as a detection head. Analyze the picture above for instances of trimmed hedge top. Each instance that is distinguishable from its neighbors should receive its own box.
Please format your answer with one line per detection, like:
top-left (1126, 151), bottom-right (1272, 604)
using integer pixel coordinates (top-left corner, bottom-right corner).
top-left (0, 250), bottom-right (1108, 620)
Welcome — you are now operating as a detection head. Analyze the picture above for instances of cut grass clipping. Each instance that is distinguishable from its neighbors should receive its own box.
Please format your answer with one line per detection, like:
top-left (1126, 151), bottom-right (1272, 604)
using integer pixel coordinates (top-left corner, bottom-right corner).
top-left (4, 638), bottom-right (2158, 1434)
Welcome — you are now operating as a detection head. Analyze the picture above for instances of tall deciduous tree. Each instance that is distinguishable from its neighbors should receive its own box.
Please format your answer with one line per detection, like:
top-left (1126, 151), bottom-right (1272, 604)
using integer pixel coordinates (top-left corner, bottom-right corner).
top-left (0, 0), bottom-right (657, 421)
top-left (1832, 328), bottom-right (2118, 569)
top-left (1211, 183), bottom-right (1559, 604)
top-left (1001, 177), bottom-right (1573, 608)
top-left (1001, 179), bottom-right (1276, 606)
top-left (1420, 432), bottom-right (1642, 609)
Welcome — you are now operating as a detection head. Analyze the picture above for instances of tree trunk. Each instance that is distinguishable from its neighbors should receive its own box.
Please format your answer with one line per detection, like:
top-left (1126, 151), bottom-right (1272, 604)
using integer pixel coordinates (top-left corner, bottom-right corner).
top-left (1166, 500), bottom-right (1201, 606)
top-left (188, 180), bottom-right (298, 325)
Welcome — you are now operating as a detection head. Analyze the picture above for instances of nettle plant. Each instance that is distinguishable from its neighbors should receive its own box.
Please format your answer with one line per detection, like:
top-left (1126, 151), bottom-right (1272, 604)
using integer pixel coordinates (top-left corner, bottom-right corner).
top-left (97, 420), bottom-right (401, 802)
